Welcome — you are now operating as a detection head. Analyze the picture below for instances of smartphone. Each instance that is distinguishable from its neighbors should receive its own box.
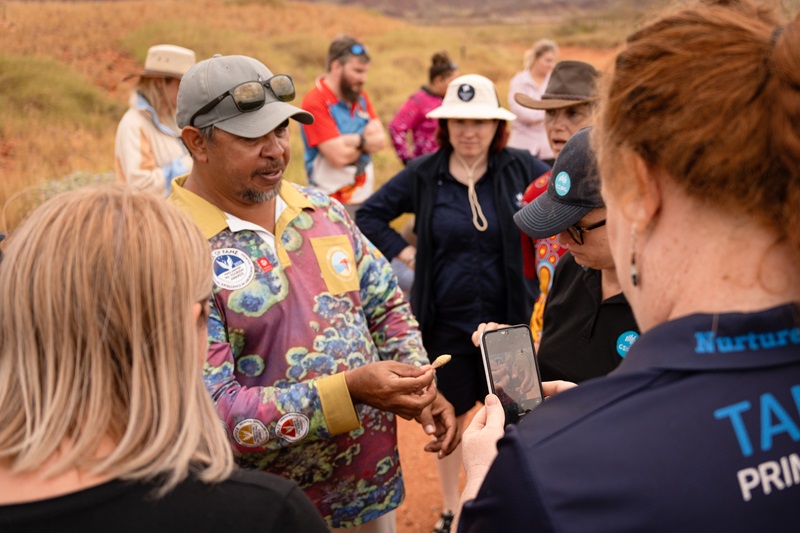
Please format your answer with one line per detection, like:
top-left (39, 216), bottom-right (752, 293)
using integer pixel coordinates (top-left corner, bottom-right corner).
top-left (480, 324), bottom-right (544, 425)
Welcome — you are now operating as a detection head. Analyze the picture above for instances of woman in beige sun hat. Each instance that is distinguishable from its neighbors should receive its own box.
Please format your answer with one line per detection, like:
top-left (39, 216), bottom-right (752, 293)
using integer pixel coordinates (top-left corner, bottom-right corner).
top-left (356, 73), bottom-right (550, 533)
top-left (114, 44), bottom-right (196, 196)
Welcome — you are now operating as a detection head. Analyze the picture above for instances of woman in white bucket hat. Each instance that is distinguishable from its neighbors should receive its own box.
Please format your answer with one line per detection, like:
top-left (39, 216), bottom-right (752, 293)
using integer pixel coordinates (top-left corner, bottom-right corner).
top-left (356, 74), bottom-right (549, 533)
top-left (114, 44), bottom-right (196, 196)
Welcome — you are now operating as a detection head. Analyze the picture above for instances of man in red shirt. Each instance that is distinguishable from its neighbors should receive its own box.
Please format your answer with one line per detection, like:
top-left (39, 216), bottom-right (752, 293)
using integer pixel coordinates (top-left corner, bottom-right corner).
top-left (301, 36), bottom-right (387, 217)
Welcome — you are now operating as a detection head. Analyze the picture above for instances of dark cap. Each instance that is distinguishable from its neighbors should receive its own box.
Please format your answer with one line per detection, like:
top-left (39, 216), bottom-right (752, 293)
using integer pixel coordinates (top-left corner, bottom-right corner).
top-left (514, 127), bottom-right (603, 239)
top-left (515, 60), bottom-right (599, 110)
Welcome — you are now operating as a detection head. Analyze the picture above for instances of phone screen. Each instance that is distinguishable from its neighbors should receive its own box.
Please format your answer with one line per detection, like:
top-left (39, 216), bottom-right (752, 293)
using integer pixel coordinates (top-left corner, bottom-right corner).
top-left (480, 325), bottom-right (544, 424)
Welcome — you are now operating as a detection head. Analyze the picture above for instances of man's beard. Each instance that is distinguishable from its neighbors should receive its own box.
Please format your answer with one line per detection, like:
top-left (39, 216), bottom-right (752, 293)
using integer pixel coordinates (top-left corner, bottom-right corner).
top-left (340, 77), bottom-right (361, 104)
top-left (239, 179), bottom-right (282, 204)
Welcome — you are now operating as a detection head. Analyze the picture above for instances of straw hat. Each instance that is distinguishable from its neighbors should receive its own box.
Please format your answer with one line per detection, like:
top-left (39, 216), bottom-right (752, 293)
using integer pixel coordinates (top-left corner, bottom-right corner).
top-left (427, 74), bottom-right (516, 121)
top-left (125, 44), bottom-right (196, 80)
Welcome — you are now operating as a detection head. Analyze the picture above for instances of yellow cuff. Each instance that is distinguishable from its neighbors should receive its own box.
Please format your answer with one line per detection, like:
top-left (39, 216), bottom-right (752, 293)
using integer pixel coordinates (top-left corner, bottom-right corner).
top-left (318, 373), bottom-right (361, 435)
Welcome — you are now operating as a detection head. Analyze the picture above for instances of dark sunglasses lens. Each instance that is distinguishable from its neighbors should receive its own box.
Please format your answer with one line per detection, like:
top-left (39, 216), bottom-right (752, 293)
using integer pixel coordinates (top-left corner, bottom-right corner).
top-left (351, 44), bottom-right (365, 55)
top-left (232, 82), bottom-right (266, 111)
top-left (567, 226), bottom-right (582, 245)
top-left (269, 75), bottom-right (296, 102)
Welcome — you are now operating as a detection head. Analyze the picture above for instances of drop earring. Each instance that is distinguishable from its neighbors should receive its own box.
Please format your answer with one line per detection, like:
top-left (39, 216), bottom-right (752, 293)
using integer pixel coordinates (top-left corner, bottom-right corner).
top-left (630, 226), bottom-right (639, 287)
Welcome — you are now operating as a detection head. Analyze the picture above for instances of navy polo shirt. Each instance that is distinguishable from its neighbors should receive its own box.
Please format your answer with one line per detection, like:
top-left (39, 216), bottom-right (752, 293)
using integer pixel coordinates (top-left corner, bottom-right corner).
top-left (458, 304), bottom-right (800, 532)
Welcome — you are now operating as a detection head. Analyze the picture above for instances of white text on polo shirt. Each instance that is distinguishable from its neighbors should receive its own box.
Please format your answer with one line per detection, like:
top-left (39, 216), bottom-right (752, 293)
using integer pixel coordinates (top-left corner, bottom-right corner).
top-left (694, 327), bottom-right (800, 354)
top-left (735, 453), bottom-right (800, 502)
top-left (714, 385), bottom-right (800, 502)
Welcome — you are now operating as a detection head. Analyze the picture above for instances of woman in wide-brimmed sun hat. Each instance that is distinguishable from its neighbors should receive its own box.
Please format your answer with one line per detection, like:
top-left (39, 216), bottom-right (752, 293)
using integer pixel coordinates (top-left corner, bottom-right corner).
top-left (356, 73), bottom-right (550, 533)
top-left (114, 44), bottom-right (196, 196)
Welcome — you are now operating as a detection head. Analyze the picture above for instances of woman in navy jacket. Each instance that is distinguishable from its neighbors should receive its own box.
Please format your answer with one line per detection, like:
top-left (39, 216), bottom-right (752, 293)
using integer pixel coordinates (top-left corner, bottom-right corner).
top-left (356, 74), bottom-right (548, 533)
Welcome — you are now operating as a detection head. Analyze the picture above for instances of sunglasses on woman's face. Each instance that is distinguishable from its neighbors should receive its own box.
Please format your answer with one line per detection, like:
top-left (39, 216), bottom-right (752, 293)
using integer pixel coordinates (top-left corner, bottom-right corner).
top-left (189, 74), bottom-right (296, 127)
top-left (566, 219), bottom-right (606, 245)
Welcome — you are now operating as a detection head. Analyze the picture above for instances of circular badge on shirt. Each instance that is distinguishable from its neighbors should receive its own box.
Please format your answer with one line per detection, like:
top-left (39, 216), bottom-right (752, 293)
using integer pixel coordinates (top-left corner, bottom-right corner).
top-left (233, 419), bottom-right (269, 448)
top-left (326, 245), bottom-right (356, 283)
top-left (457, 84), bottom-right (475, 102)
top-left (616, 330), bottom-right (639, 358)
top-left (211, 248), bottom-right (254, 291)
top-left (277, 413), bottom-right (310, 443)
top-left (554, 171), bottom-right (571, 197)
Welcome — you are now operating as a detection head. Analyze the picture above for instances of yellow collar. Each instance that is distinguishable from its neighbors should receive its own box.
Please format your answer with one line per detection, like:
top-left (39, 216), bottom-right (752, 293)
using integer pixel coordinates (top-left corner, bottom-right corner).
top-left (169, 176), bottom-right (315, 267)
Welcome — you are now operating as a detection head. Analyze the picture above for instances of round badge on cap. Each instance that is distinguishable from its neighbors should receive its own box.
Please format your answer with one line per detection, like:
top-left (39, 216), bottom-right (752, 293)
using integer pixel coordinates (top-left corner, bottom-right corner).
top-left (554, 171), bottom-right (572, 197)
top-left (457, 84), bottom-right (475, 102)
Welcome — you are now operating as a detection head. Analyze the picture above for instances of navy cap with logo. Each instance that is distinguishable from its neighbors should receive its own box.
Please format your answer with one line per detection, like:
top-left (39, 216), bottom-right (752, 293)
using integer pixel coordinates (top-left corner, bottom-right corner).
top-left (514, 127), bottom-right (603, 239)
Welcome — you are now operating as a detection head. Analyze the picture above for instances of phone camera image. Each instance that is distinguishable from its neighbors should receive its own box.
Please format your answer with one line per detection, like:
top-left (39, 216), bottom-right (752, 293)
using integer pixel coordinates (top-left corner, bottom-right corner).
top-left (480, 325), bottom-right (544, 425)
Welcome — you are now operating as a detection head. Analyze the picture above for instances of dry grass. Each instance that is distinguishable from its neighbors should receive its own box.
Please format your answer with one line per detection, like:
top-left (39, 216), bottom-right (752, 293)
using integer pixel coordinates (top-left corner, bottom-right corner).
top-left (0, 0), bottom-right (665, 231)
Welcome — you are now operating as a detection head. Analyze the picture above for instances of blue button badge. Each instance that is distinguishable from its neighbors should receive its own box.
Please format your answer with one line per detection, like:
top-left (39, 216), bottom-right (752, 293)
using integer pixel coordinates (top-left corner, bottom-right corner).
top-left (554, 171), bottom-right (571, 196)
top-left (616, 330), bottom-right (639, 358)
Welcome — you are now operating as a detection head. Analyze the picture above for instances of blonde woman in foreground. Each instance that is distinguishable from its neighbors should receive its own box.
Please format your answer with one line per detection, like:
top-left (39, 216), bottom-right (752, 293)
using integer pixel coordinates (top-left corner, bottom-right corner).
top-left (0, 186), bottom-right (328, 532)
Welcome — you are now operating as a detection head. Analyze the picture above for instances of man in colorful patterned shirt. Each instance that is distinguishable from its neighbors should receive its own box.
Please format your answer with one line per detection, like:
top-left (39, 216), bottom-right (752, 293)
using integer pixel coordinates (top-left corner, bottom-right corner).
top-left (170, 54), bottom-right (458, 532)
top-left (301, 36), bottom-right (386, 216)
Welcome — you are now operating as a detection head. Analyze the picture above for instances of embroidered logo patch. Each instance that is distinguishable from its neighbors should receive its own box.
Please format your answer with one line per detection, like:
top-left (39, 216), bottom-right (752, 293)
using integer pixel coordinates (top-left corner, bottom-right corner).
top-left (233, 419), bottom-right (269, 448)
top-left (554, 171), bottom-right (571, 197)
top-left (212, 248), bottom-right (254, 290)
top-left (616, 330), bottom-right (639, 358)
top-left (276, 413), bottom-right (310, 443)
top-left (457, 84), bottom-right (475, 102)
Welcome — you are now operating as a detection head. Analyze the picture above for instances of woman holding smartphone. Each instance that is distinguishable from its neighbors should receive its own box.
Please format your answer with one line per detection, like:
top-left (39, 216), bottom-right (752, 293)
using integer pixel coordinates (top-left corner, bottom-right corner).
top-left (457, 1), bottom-right (800, 530)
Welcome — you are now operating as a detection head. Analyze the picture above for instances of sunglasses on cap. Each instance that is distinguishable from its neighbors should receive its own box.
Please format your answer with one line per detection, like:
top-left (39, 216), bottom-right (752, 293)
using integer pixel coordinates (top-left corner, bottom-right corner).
top-left (566, 219), bottom-right (606, 245)
top-left (333, 43), bottom-right (368, 61)
top-left (189, 74), bottom-right (296, 127)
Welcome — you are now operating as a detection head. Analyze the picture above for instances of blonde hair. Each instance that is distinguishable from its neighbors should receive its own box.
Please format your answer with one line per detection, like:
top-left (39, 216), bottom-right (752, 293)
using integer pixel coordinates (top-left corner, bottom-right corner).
top-left (137, 76), bottom-right (179, 131)
top-left (0, 186), bottom-right (234, 495)
top-left (523, 38), bottom-right (558, 71)
top-left (595, 0), bottom-right (800, 254)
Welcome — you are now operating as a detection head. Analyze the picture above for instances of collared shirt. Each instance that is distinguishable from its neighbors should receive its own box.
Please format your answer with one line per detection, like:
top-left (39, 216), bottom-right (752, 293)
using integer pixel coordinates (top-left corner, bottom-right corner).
top-left (459, 304), bottom-right (800, 532)
top-left (506, 70), bottom-right (553, 160)
top-left (430, 167), bottom-right (507, 333)
top-left (169, 178), bottom-right (428, 527)
top-left (114, 92), bottom-right (191, 196)
top-left (537, 252), bottom-right (639, 382)
top-left (301, 77), bottom-right (377, 204)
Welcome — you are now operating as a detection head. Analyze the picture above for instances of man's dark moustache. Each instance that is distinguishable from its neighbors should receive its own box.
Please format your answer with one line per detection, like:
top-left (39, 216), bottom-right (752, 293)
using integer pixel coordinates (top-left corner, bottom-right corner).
top-left (252, 165), bottom-right (285, 176)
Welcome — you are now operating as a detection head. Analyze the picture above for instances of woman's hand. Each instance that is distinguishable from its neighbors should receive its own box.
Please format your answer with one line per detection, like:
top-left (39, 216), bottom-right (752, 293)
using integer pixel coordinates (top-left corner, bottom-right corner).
top-left (396, 245), bottom-right (417, 270)
top-left (471, 322), bottom-right (510, 347)
top-left (455, 393), bottom-right (506, 527)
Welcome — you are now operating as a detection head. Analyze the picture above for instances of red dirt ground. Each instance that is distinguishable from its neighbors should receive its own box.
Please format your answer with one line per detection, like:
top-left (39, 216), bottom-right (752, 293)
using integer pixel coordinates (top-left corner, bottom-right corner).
top-left (395, 406), bottom-right (480, 533)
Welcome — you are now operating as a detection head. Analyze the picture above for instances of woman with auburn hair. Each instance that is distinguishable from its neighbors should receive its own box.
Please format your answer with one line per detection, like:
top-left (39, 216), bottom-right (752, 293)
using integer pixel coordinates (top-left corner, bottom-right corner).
top-left (0, 187), bottom-right (327, 532)
top-left (457, 1), bottom-right (800, 531)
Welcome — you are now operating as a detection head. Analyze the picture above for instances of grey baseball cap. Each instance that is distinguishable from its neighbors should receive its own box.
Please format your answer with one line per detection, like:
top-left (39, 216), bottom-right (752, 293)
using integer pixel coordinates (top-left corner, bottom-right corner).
top-left (514, 127), bottom-right (604, 239)
top-left (177, 54), bottom-right (313, 138)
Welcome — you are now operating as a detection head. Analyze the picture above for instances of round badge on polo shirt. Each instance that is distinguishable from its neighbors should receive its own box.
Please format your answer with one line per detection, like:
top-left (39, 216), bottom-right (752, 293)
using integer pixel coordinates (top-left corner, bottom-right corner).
top-left (276, 413), bottom-right (310, 443)
top-left (616, 330), bottom-right (639, 358)
top-left (554, 171), bottom-right (571, 197)
top-left (233, 419), bottom-right (269, 448)
top-left (457, 84), bottom-right (475, 102)
top-left (211, 248), bottom-right (254, 290)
